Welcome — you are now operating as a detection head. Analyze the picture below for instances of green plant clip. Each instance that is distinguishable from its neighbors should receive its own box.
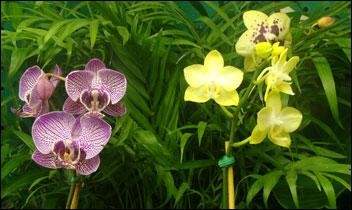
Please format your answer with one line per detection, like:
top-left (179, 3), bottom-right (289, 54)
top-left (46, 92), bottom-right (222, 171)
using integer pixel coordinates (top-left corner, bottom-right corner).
top-left (218, 155), bottom-right (235, 168)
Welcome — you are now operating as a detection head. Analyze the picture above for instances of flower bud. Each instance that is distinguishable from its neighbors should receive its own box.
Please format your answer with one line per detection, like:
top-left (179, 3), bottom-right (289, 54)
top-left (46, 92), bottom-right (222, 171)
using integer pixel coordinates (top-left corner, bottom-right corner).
top-left (317, 16), bottom-right (335, 28)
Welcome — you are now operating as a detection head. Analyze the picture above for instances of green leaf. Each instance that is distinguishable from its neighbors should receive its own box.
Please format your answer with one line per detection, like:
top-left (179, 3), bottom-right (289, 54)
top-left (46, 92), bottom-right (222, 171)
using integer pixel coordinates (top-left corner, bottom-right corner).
top-left (333, 37), bottom-right (351, 61)
top-left (262, 170), bottom-right (283, 208)
top-left (1, 154), bottom-right (28, 180)
top-left (197, 121), bottom-right (207, 146)
top-left (174, 182), bottom-right (189, 205)
top-left (312, 55), bottom-right (342, 128)
top-left (285, 169), bottom-right (299, 208)
top-left (246, 177), bottom-right (263, 206)
top-left (322, 173), bottom-right (351, 191)
top-left (116, 26), bottom-right (130, 46)
top-left (12, 130), bottom-right (35, 151)
top-left (29, 176), bottom-right (49, 191)
top-left (180, 133), bottom-right (192, 163)
top-left (156, 165), bottom-right (177, 199)
top-left (44, 20), bottom-right (70, 43)
top-left (300, 171), bottom-right (321, 191)
top-left (9, 47), bottom-right (30, 76)
top-left (89, 20), bottom-right (99, 49)
top-left (316, 173), bottom-right (336, 209)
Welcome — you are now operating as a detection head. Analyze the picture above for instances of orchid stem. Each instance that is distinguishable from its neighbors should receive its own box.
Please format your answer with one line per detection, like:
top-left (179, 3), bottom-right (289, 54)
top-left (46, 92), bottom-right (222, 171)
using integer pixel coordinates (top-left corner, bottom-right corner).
top-left (70, 181), bottom-right (81, 209)
top-left (232, 138), bottom-right (250, 148)
top-left (65, 172), bottom-right (76, 209)
top-left (225, 141), bottom-right (235, 209)
top-left (46, 73), bottom-right (66, 81)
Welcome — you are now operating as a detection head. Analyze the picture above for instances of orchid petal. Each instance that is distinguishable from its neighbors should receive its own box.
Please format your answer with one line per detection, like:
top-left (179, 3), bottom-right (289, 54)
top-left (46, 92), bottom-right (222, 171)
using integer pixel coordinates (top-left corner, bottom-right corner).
top-left (32, 149), bottom-right (59, 169)
top-left (204, 50), bottom-right (224, 72)
top-left (249, 125), bottom-right (267, 144)
top-left (183, 64), bottom-right (208, 88)
top-left (103, 101), bottom-right (126, 117)
top-left (280, 107), bottom-right (302, 132)
top-left (97, 69), bottom-right (127, 104)
top-left (78, 115), bottom-right (111, 159)
top-left (268, 125), bottom-right (291, 148)
top-left (235, 30), bottom-right (257, 56)
top-left (257, 107), bottom-right (274, 130)
top-left (66, 70), bottom-right (95, 101)
top-left (50, 65), bottom-right (62, 88)
top-left (213, 89), bottom-right (239, 106)
top-left (85, 58), bottom-right (106, 73)
top-left (267, 13), bottom-right (290, 39)
top-left (218, 66), bottom-right (243, 90)
top-left (75, 154), bottom-right (100, 175)
top-left (243, 10), bottom-right (268, 29)
top-left (276, 82), bottom-right (294, 95)
top-left (184, 86), bottom-right (210, 103)
top-left (32, 111), bottom-right (76, 154)
top-left (19, 66), bottom-right (44, 103)
top-left (63, 97), bottom-right (87, 116)
top-left (283, 56), bottom-right (299, 73)
top-left (265, 91), bottom-right (282, 113)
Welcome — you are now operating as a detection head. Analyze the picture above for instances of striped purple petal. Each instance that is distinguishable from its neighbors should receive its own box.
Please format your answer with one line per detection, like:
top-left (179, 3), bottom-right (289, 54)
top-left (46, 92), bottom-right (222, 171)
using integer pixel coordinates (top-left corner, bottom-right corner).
top-left (75, 154), bottom-right (100, 175)
top-left (34, 76), bottom-right (54, 101)
top-left (103, 101), bottom-right (126, 117)
top-left (32, 149), bottom-right (60, 169)
top-left (97, 69), bottom-right (127, 104)
top-left (65, 70), bottom-right (95, 101)
top-left (77, 115), bottom-right (111, 159)
top-left (63, 97), bottom-right (87, 116)
top-left (85, 58), bottom-right (106, 73)
top-left (32, 111), bottom-right (76, 154)
top-left (19, 66), bottom-right (44, 103)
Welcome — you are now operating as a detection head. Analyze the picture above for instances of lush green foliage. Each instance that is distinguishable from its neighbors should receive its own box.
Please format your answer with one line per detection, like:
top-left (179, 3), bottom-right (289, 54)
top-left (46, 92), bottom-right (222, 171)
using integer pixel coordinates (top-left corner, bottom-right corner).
top-left (1, 1), bottom-right (351, 209)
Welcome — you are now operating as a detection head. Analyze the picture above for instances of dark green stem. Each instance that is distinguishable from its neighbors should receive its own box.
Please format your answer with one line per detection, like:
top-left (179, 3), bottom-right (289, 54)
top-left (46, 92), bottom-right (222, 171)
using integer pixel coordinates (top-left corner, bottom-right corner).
top-left (65, 171), bottom-right (76, 209)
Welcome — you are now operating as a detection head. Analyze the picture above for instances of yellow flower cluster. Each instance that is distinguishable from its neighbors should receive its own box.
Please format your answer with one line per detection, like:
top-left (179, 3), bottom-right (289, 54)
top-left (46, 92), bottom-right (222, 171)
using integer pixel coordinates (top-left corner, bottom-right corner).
top-left (183, 10), bottom-right (303, 148)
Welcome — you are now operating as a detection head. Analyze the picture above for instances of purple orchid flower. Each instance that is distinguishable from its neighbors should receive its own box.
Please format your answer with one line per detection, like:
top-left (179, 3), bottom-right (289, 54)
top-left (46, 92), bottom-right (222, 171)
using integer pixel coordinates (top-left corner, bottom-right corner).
top-left (31, 111), bottom-right (111, 175)
top-left (14, 65), bottom-right (62, 118)
top-left (64, 58), bottom-right (127, 117)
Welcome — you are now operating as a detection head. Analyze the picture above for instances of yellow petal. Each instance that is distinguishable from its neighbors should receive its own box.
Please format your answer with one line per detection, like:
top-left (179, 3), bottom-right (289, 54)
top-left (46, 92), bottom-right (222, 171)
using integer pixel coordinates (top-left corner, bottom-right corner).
top-left (184, 64), bottom-right (208, 88)
top-left (283, 32), bottom-right (292, 48)
top-left (235, 30), bottom-right (257, 57)
top-left (266, 13), bottom-right (291, 39)
top-left (218, 66), bottom-right (244, 90)
top-left (276, 82), bottom-right (294, 95)
top-left (213, 89), bottom-right (239, 106)
top-left (283, 56), bottom-right (299, 73)
top-left (271, 42), bottom-right (285, 57)
top-left (277, 48), bottom-right (288, 66)
top-left (255, 42), bottom-right (272, 58)
top-left (268, 125), bottom-right (291, 147)
top-left (249, 125), bottom-right (267, 144)
top-left (280, 107), bottom-right (302, 132)
top-left (184, 86), bottom-right (210, 103)
top-left (243, 10), bottom-right (268, 29)
top-left (257, 107), bottom-right (273, 130)
top-left (204, 50), bottom-right (224, 72)
top-left (244, 56), bottom-right (257, 72)
top-left (265, 91), bottom-right (282, 112)
top-left (256, 66), bottom-right (272, 83)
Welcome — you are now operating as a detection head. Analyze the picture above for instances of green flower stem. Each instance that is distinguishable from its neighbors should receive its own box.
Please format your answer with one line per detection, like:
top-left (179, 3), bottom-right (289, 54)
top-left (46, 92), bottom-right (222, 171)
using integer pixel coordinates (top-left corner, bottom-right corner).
top-left (232, 137), bottom-right (250, 148)
top-left (220, 106), bottom-right (233, 118)
top-left (46, 73), bottom-right (66, 81)
top-left (65, 171), bottom-right (76, 209)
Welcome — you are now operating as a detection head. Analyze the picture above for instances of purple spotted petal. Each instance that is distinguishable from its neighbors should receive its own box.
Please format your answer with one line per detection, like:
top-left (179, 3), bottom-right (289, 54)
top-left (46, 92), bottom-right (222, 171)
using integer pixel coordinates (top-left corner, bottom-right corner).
top-left (32, 111), bottom-right (76, 154)
top-left (80, 89), bottom-right (110, 112)
top-left (75, 154), bottom-right (100, 175)
top-left (32, 149), bottom-right (60, 169)
top-left (66, 70), bottom-right (95, 101)
top-left (63, 97), bottom-right (87, 116)
top-left (85, 58), bottom-right (106, 73)
top-left (103, 101), bottom-right (126, 117)
top-left (50, 64), bottom-right (62, 88)
top-left (97, 69), bottom-right (127, 104)
top-left (19, 66), bottom-right (44, 103)
top-left (77, 115), bottom-right (111, 159)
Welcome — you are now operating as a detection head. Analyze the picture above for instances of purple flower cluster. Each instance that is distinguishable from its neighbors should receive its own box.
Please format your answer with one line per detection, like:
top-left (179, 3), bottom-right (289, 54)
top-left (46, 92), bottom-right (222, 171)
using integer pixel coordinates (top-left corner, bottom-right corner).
top-left (16, 59), bottom-right (127, 175)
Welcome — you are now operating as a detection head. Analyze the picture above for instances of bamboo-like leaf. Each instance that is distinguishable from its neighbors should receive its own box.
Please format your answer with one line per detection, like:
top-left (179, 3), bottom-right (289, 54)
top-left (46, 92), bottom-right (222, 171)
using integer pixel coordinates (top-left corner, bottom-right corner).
top-left (89, 20), bottom-right (99, 49)
top-left (312, 55), bottom-right (342, 128)
top-left (246, 177), bottom-right (263, 206)
top-left (197, 121), bottom-right (207, 146)
top-left (262, 170), bottom-right (283, 208)
top-left (180, 133), bottom-right (192, 163)
top-left (316, 173), bottom-right (336, 209)
top-left (285, 169), bottom-right (299, 208)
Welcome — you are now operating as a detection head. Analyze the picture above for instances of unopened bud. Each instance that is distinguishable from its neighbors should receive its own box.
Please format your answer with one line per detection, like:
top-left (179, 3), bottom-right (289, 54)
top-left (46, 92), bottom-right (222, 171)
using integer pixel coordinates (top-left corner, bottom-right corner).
top-left (317, 16), bottom-right (335, 28)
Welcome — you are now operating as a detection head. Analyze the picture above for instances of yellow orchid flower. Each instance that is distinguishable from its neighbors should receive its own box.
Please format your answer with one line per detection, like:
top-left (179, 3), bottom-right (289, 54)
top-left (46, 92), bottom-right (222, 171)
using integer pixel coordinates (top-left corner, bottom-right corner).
top-left (235, 10), bottom-right (291, 72)
top-left (183, 50), bottom-right (243, 106)
top-left (256, 48), bottom-right (299, 101)
top-left (249, 91), bottom-right (302, 148)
